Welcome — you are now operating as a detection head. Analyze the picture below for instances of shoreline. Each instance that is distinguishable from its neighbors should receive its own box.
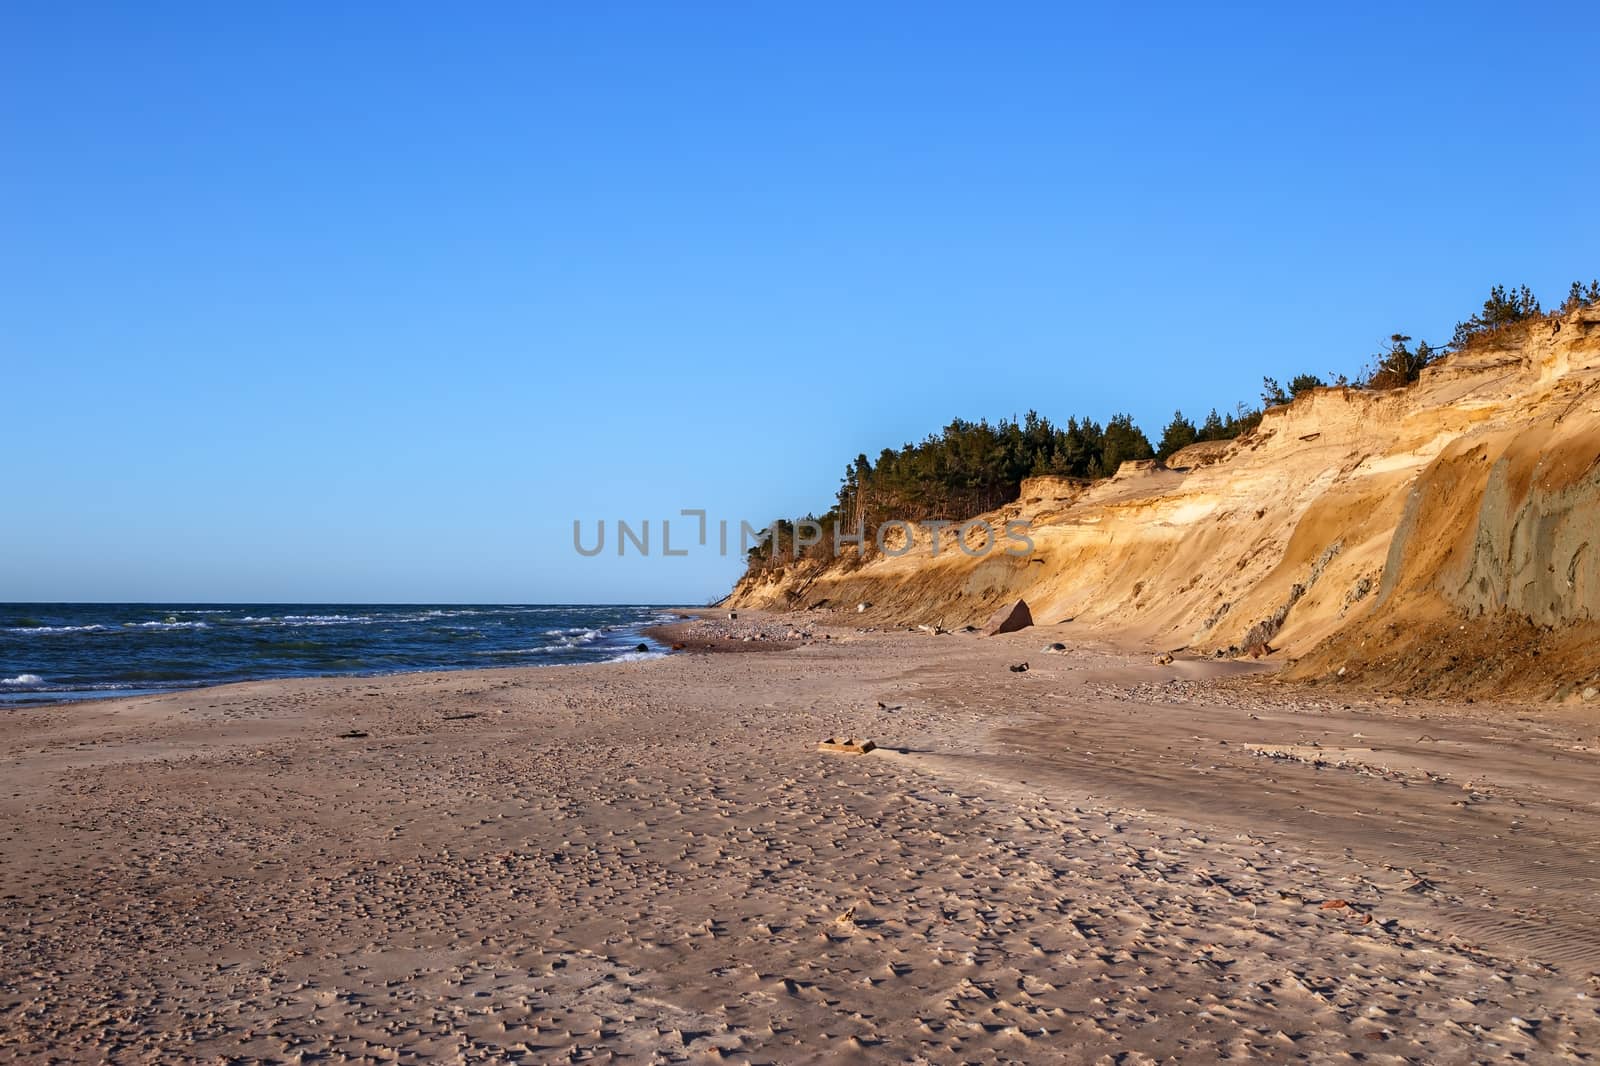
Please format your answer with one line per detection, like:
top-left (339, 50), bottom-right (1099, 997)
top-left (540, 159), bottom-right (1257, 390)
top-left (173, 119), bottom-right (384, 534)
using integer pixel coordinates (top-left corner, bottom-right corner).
top-left (5, 615), bottom-right (1600, 1061)
top-left (641, 608), bottom-right (817, 653)
top-left (0, 601), bottom-right (681, 710)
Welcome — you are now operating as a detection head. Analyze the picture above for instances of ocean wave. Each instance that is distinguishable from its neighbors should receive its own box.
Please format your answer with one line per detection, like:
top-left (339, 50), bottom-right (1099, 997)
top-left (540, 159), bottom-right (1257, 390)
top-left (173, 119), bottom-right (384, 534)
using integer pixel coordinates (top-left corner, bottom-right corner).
top-left (122, 620), bottom-right (210, 631)
top-left (544, 627), bottom-right (603, 645)
top-left (0, 679), bottom-right (181, 698)
top-left (235, 614), bottom-right (373, 627)
top-left (279, 614), bottom-right (372, 624)
top-left (1, 674), bottom-right (44, 686)
top-left (381, 611), bottom-right (487, 624)
top-left (4, 623), bottom-right (109, 635)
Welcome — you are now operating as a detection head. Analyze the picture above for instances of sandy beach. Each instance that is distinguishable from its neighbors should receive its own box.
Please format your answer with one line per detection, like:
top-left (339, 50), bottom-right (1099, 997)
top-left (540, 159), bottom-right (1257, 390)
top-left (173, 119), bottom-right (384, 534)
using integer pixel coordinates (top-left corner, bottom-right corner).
top-left (4, 613), bottom-right (1599, 1063)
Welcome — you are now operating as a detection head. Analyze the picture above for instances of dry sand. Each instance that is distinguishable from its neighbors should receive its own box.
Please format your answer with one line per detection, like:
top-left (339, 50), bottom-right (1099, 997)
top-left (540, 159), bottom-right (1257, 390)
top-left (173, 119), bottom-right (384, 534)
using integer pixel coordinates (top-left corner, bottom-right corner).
top-left (4, 613), bottom-right (1600, 1063)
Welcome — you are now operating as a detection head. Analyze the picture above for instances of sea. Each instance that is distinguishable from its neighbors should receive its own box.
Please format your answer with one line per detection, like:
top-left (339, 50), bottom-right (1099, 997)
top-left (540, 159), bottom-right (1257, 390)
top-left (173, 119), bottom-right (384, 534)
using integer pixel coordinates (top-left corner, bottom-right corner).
top-left (0, 604), bottom-right (677, 706)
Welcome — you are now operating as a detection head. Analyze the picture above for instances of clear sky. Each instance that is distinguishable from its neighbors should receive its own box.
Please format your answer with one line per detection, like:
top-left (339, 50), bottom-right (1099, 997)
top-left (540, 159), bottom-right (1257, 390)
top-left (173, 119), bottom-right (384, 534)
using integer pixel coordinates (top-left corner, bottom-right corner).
top-left (3, 2), bottom-right (1595, 604)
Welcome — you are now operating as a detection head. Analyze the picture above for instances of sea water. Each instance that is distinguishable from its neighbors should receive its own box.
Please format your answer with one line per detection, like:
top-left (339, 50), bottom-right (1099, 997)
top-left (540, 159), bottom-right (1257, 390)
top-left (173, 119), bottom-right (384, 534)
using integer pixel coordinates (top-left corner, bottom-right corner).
top-left (0, 604), bottom-right (675, 705)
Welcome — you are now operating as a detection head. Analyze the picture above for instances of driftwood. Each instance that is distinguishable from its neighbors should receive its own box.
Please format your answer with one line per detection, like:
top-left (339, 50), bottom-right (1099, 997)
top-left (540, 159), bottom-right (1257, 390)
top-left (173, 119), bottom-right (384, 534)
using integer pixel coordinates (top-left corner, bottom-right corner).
top-left (817, 736), bottom-right (876, 754)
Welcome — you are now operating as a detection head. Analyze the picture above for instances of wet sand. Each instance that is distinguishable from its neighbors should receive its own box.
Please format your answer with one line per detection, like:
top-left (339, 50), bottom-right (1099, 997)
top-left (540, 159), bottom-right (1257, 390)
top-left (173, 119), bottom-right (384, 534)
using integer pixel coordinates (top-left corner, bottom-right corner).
top-left (3, 614), bottom-right (1599, 1063)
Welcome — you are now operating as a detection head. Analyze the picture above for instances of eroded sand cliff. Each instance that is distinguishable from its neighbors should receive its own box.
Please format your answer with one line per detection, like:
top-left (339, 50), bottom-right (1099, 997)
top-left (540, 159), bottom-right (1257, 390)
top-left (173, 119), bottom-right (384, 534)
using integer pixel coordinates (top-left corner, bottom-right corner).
top-left (729, 304), bottom-right (1600, 698)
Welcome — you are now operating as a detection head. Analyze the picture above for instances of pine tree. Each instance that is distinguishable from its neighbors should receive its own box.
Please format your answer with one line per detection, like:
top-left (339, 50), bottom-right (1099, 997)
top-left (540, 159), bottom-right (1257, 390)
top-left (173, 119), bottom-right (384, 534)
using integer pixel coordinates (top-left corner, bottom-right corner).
top-left (1101, 413), bottom-right (1154, 473)
top-left (1452, 283), bottom-right (1543, 348)
top-left (1157, 410), bottom-right (1198, 461)
top-left (1564, 280), bottom-right (1600, 310)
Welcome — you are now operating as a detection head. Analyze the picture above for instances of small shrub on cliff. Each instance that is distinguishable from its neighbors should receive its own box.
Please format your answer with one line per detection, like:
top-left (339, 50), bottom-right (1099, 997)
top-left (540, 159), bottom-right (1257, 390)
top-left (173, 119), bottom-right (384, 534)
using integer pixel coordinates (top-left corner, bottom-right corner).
top-left (1262, 373), bottom-right (1327, 407)
top-left (1366, 334), bottom-right (1441, 389)
top-left (1289, 373), bottom-right (1325, 397)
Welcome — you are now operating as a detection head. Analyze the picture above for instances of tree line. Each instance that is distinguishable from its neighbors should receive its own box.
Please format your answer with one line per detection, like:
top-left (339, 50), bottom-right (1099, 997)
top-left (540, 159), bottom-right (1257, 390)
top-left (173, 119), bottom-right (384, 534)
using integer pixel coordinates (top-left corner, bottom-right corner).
top-left (746, 280), bottom-right (1598, 575)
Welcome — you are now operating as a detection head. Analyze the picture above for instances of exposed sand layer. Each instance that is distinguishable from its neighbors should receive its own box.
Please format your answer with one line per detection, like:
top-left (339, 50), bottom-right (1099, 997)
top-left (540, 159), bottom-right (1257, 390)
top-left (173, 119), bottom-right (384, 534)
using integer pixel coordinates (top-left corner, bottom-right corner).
top-left (5, 618), bottom-right (1600, 1063)
top-left (728, 304), bottom-right (1600, 699)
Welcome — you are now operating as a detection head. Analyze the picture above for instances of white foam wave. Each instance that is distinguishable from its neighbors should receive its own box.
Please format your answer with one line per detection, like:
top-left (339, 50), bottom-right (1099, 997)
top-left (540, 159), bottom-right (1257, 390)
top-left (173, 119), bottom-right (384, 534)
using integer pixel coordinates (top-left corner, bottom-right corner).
top-left (279, 614), bottom-right (371, 625)
top-left (606, 650), bottom-right (666, 663)
top-left (1, 674), bottom-right (44, 686)
top-left (385, 610), bottom-right (485, 624)
top-left (236, 614), bottom-right (372, 627)
top-left (122, 620), bottom-right (210, 631)
top-left (0, 680), bottom-right (164, 699)
top-left (5, 624), bottom-right (108, 635)
top-left (543, 627), bottom-right (602, 645)
top-left (472, 646), bottom-right (561, 657)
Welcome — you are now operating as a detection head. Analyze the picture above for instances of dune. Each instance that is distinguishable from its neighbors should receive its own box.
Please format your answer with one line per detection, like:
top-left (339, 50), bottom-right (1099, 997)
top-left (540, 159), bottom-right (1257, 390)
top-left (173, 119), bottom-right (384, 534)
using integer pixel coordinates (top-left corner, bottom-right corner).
top-left (728, 303), bottom-right (1600, 701)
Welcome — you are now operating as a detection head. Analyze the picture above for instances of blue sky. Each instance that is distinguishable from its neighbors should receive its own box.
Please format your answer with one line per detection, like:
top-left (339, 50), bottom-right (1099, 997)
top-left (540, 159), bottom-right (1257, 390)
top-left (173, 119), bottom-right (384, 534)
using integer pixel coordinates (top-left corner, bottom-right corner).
top-left (3, 2), bottom-right (1595, 604)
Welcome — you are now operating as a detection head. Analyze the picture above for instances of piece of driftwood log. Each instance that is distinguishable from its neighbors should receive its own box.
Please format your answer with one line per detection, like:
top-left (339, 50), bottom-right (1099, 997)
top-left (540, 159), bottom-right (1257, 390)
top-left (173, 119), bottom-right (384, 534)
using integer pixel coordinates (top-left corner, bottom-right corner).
top-left (817, 736), bottom-right (877, 754)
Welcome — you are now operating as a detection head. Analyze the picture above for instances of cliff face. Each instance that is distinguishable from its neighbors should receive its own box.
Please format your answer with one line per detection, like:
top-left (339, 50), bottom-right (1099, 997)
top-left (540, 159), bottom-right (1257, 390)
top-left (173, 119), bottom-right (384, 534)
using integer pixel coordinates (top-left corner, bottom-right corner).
top-left (728, 305), bottom-right (1600, 698)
